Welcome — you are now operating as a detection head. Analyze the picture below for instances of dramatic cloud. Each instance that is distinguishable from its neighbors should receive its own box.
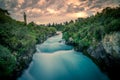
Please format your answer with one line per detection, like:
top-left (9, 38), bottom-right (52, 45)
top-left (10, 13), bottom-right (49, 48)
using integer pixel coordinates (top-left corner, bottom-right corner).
top-left (0, 0), bottom-right (119, 24)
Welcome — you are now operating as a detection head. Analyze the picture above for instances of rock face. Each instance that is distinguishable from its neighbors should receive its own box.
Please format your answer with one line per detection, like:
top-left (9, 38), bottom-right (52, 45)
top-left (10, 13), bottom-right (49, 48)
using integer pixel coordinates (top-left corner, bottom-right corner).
top-left (87, 32), bottom-right (120, 80)
top-left (102, 32), bottom-right (120, 58)
top-left (87, 43), bottom-right (108, 61)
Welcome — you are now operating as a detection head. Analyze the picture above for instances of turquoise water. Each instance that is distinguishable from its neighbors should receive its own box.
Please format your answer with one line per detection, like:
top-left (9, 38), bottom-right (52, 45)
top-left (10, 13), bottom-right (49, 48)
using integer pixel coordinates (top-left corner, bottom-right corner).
top-left (18, 34), bottom-right (109, 80)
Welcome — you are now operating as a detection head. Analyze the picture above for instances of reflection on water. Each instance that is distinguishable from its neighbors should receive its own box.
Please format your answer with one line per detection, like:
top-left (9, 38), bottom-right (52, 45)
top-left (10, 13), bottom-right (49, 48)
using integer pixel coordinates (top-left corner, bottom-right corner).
top-left (18, 33), bottom-right (109, 80)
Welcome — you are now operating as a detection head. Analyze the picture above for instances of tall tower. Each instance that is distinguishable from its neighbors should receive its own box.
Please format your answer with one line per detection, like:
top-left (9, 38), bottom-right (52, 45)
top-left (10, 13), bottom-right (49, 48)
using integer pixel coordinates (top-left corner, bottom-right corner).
top-left (23, 12), bottom-right (27, 25)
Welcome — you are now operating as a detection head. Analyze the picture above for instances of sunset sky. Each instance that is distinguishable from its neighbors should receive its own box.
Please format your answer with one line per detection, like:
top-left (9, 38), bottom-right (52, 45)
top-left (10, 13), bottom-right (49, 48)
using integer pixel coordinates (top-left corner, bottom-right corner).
top-left (0, 0), bottom-right (120, 24)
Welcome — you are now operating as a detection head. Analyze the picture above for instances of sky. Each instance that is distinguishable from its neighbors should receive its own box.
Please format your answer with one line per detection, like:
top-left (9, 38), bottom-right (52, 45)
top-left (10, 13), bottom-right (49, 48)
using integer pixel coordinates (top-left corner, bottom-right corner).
top-left (0, 0), bottom-right (120, 24)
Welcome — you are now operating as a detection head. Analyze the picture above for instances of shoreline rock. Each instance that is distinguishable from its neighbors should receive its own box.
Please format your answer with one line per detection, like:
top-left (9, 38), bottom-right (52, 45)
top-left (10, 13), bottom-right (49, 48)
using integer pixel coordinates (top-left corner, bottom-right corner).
top-left (87, 43), bottom-right (120, 80)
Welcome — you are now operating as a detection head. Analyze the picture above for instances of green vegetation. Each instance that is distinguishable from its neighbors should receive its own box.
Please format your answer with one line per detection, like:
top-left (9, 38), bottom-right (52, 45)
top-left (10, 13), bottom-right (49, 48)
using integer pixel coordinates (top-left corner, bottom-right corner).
top-left (0, 8), bottom-right (56, 79)
top-left (47, 23), bottom-right (64, 31)
top-left (62, 6), bottom-right (120, 51)
top-left (0, 45), bottom-right (16, 76)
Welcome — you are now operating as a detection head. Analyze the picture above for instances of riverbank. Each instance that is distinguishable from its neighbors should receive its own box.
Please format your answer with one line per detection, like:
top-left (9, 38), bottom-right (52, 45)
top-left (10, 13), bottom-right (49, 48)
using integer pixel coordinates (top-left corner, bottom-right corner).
top-left (64, 33), bottom-right (120, 80)
top-left (7, 33), bottom-right (57, 80)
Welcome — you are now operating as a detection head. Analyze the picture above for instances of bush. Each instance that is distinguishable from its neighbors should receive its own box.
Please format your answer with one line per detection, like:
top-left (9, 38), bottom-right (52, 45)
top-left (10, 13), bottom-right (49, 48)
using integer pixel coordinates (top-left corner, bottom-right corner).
top-left (105, 19), bottom-right (120, 33)
top-left (0, 45), bottom-right (16, 76)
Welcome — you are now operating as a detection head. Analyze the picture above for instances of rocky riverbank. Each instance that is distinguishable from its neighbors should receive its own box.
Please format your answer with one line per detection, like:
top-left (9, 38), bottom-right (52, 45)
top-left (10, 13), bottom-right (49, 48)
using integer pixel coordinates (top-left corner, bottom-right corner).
top-left (86, 33), bottom-right (120, 80)
top-left (4, 34), bottom-right (56, 80)
top-left (65, 32), bottom-right (120, 80)
top-left (8, 44), bottom-right (36, 80)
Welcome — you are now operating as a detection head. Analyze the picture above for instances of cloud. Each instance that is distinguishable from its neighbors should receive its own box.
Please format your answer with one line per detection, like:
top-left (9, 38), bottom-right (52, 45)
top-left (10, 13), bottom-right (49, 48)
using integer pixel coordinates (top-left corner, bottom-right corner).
top-left (0, 0), bottom-right (6, 9)
top-left (67, 11), bottom-right (88, 18)
top-left (0, 0), bottom-right (119, 24)
top-left (18, 0), bottom-right (24, 4)
top-left (66, 3), bottom-right (85, 13)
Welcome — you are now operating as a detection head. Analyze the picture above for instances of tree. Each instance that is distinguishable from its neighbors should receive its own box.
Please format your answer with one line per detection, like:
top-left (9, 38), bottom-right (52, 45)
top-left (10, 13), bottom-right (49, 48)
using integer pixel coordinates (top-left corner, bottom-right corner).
top-left (23, 12), bottom-right (27, 25)
top-left (0, 8), bottom-right (10, 15)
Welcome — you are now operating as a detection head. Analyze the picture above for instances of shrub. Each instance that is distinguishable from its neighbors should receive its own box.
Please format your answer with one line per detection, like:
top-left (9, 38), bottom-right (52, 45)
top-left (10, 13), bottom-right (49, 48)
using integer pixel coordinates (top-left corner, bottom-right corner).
top-left (0, 45), bottom-right (16, 76)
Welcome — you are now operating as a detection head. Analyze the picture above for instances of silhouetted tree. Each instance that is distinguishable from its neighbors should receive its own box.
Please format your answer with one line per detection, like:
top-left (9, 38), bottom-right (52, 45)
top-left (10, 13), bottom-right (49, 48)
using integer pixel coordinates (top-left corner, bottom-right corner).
top-left (0, 8), bottom-right (10, 15)
top-left (23, 12), bottom-right (27, 25)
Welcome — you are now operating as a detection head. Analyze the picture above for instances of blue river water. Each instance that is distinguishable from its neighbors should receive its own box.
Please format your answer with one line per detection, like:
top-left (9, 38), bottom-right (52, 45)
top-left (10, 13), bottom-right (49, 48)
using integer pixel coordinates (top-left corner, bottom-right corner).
top-left (18, 33), bottom-right (109, 80)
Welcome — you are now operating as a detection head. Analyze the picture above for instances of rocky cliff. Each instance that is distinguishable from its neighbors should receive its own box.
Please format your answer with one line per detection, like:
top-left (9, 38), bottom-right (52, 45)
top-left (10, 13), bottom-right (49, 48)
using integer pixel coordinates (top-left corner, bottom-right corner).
top-left (87, 32), bottom-right (120, 80)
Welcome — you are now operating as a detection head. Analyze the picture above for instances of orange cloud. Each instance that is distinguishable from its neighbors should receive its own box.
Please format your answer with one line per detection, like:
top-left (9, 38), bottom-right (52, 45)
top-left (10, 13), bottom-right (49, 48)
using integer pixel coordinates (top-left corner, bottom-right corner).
top-left (38, 0), bottom-right (46, 6)
top-left (75, 12), bottom-right (88, 18)
top-left (31, 8), bottom-right (42, 13)
top-left (47, 8), bottom-right (60, 14)
top-left (18, 0), bottom-right (24, 4)
top-left (66, 11), bottom-right (88, 18)
top-left (3, 0), bottom-right (119, 24)
top-left (66, 0), bottom-right (81, 5)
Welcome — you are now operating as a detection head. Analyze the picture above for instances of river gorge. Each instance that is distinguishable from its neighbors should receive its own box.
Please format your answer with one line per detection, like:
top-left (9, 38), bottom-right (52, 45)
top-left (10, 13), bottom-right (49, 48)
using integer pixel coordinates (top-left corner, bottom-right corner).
top-left (18, 33), bottom-right (109, 80)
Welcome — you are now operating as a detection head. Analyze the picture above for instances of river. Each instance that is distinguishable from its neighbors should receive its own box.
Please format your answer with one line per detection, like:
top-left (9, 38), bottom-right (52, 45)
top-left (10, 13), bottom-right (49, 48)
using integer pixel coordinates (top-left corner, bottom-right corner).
top-left (18, 33), bottom-right (109, 80)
